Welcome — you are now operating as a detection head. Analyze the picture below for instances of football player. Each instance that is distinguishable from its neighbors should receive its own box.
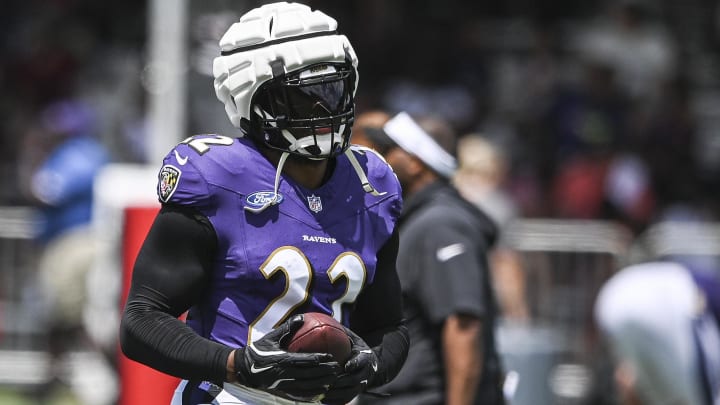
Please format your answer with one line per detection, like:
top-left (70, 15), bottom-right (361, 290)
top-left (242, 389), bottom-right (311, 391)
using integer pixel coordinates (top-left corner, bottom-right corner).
top-left (595, 260), bottom-right (720, 405)
top-left (119, 2), bottom-right (409, 404)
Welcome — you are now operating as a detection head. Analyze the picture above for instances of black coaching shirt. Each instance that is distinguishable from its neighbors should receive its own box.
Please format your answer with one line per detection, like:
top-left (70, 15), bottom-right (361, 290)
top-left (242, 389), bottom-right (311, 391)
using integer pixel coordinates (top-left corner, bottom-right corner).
top-left (363, 181), bottom-right (503, 405)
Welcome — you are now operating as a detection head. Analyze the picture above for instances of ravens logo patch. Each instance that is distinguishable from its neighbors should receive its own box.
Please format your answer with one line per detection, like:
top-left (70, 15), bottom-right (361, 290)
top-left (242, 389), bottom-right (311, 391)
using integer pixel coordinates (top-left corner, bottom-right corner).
top-left (158, 165), bottom-right (181, 202)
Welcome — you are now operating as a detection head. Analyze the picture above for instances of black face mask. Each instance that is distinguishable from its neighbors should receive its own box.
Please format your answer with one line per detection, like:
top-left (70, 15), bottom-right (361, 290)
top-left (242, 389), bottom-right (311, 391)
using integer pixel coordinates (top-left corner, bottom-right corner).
top-left (287, 75), bottom-right (348, 116)
top-left (250, 62), bottom-right (356, 158)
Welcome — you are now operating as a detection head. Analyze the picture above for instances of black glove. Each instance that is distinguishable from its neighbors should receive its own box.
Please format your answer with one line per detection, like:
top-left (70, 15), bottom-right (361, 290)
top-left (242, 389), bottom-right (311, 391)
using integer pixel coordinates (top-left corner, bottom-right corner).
top-left (234, 314), bottom-right (341, 402)
top-left (322, 327), bottom-right (379, 405)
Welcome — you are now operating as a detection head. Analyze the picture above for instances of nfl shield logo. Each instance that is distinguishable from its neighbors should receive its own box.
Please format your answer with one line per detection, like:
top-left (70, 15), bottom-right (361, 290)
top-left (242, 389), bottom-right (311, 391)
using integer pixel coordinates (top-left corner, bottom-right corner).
top-left (307, 194), bottom-right (323, 213)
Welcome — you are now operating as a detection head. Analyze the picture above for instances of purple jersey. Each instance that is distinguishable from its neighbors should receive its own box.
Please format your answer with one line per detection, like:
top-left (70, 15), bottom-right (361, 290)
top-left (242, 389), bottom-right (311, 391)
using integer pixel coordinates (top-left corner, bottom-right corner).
top-left (156, 135), bottom-right (401, 347)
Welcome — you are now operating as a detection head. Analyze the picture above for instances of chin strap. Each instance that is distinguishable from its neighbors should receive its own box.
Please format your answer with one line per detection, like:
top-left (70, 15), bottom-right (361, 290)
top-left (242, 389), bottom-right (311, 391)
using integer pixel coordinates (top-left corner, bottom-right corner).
top-left (245, 149), bottom-right (384, 215)
top-left (345, 149), bottom-right (386, 197)
top-left (244, 151), bottom-right (290, 214)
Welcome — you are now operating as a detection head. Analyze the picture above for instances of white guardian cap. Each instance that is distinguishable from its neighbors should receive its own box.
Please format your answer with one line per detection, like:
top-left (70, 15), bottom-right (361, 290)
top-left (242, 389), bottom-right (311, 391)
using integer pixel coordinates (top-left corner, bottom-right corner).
top-left (213, 2), bottom-right (359, 158)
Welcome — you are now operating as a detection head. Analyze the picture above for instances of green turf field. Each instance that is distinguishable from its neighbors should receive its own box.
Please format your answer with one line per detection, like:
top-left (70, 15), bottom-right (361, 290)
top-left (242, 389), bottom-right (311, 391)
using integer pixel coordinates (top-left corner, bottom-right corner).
top-left (0, 386), bottom-right (81, 405)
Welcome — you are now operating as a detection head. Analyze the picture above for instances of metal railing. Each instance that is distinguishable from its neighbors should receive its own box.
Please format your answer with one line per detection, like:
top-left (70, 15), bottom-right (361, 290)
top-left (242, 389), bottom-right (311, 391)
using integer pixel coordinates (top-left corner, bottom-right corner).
top-left (497, 219), bottom-right (633, 405)
top-left (0, 206), bottom-right (43, 352)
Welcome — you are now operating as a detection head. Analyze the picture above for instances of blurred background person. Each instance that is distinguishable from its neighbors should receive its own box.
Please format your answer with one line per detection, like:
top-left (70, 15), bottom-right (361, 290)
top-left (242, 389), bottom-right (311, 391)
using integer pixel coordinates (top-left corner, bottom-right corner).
top-left (351, 110), bottom-right (393, 153)
top-left (19, 98), bottom-right (111, 403)
top-left (454, 134), bottom-right (528, 322)
top-left (595, 260), bottom-right (720, 405)
top-left (454, 134), bottom-right (518, 233)
top-left (361, 112), bottom-right (505, 405)
top-left (574, 0), bottom-right (678, 105)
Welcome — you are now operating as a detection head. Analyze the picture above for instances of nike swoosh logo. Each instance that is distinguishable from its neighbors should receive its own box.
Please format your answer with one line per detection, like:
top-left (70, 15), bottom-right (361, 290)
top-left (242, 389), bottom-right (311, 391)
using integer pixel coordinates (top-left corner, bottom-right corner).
top-left (248, 343), bottom-right (286, 357)
top-left (174, 150), bottom-right (188, 165)
top-left (250, 364), bottom-right (273, 374)
top-left (359, 350), bottom-right (378, 372)
top-left (436, 243), bottom-right (466, 262)
top-left (267, 378), bottom-right (295, 389)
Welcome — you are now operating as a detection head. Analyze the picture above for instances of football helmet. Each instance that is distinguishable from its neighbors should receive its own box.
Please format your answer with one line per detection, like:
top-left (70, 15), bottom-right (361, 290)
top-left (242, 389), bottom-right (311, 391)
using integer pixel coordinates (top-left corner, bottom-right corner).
top-left (213, 2), bottom-right (358, 159)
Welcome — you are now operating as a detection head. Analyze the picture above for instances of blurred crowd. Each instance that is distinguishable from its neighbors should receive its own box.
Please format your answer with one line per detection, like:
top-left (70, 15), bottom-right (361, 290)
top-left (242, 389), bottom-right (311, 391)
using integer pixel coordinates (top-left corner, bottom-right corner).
top-left (3, 0), bottom-right (720, 235)
top-left (329, 0), bottom-right (720, 236)
top-left (2, 0), bottom-right (720, 237)
top-left (0, 0), bottom-right (147, 206)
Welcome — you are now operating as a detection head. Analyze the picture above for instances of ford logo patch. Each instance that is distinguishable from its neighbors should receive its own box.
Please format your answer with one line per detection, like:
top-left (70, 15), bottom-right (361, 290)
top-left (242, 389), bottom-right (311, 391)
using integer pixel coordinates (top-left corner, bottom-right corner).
top-left (246, 191), bottom-right (283, 208)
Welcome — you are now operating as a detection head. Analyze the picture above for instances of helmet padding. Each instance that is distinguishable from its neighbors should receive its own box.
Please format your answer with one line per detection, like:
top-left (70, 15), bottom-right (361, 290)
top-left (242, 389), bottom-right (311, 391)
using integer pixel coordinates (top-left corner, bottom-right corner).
top-left (212, 2), bottom-right (358, 130)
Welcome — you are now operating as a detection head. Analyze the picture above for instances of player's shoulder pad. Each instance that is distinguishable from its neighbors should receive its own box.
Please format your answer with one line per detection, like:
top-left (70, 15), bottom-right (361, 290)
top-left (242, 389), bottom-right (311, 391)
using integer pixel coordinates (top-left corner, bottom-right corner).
top-left (348, 145), bottom-right (401, 195)
top-left (351, 144), bottom-right (388, 164)
top-left (156, 134), bottom-right (239, 205)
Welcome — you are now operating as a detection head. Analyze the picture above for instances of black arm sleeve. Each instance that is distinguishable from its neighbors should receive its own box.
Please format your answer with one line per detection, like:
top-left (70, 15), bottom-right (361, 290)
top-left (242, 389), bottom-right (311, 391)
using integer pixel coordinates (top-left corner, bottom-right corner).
top-left (349, 229), bottom-right (410, 387)
top-left (119, 205), bottom-right (233, 383)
